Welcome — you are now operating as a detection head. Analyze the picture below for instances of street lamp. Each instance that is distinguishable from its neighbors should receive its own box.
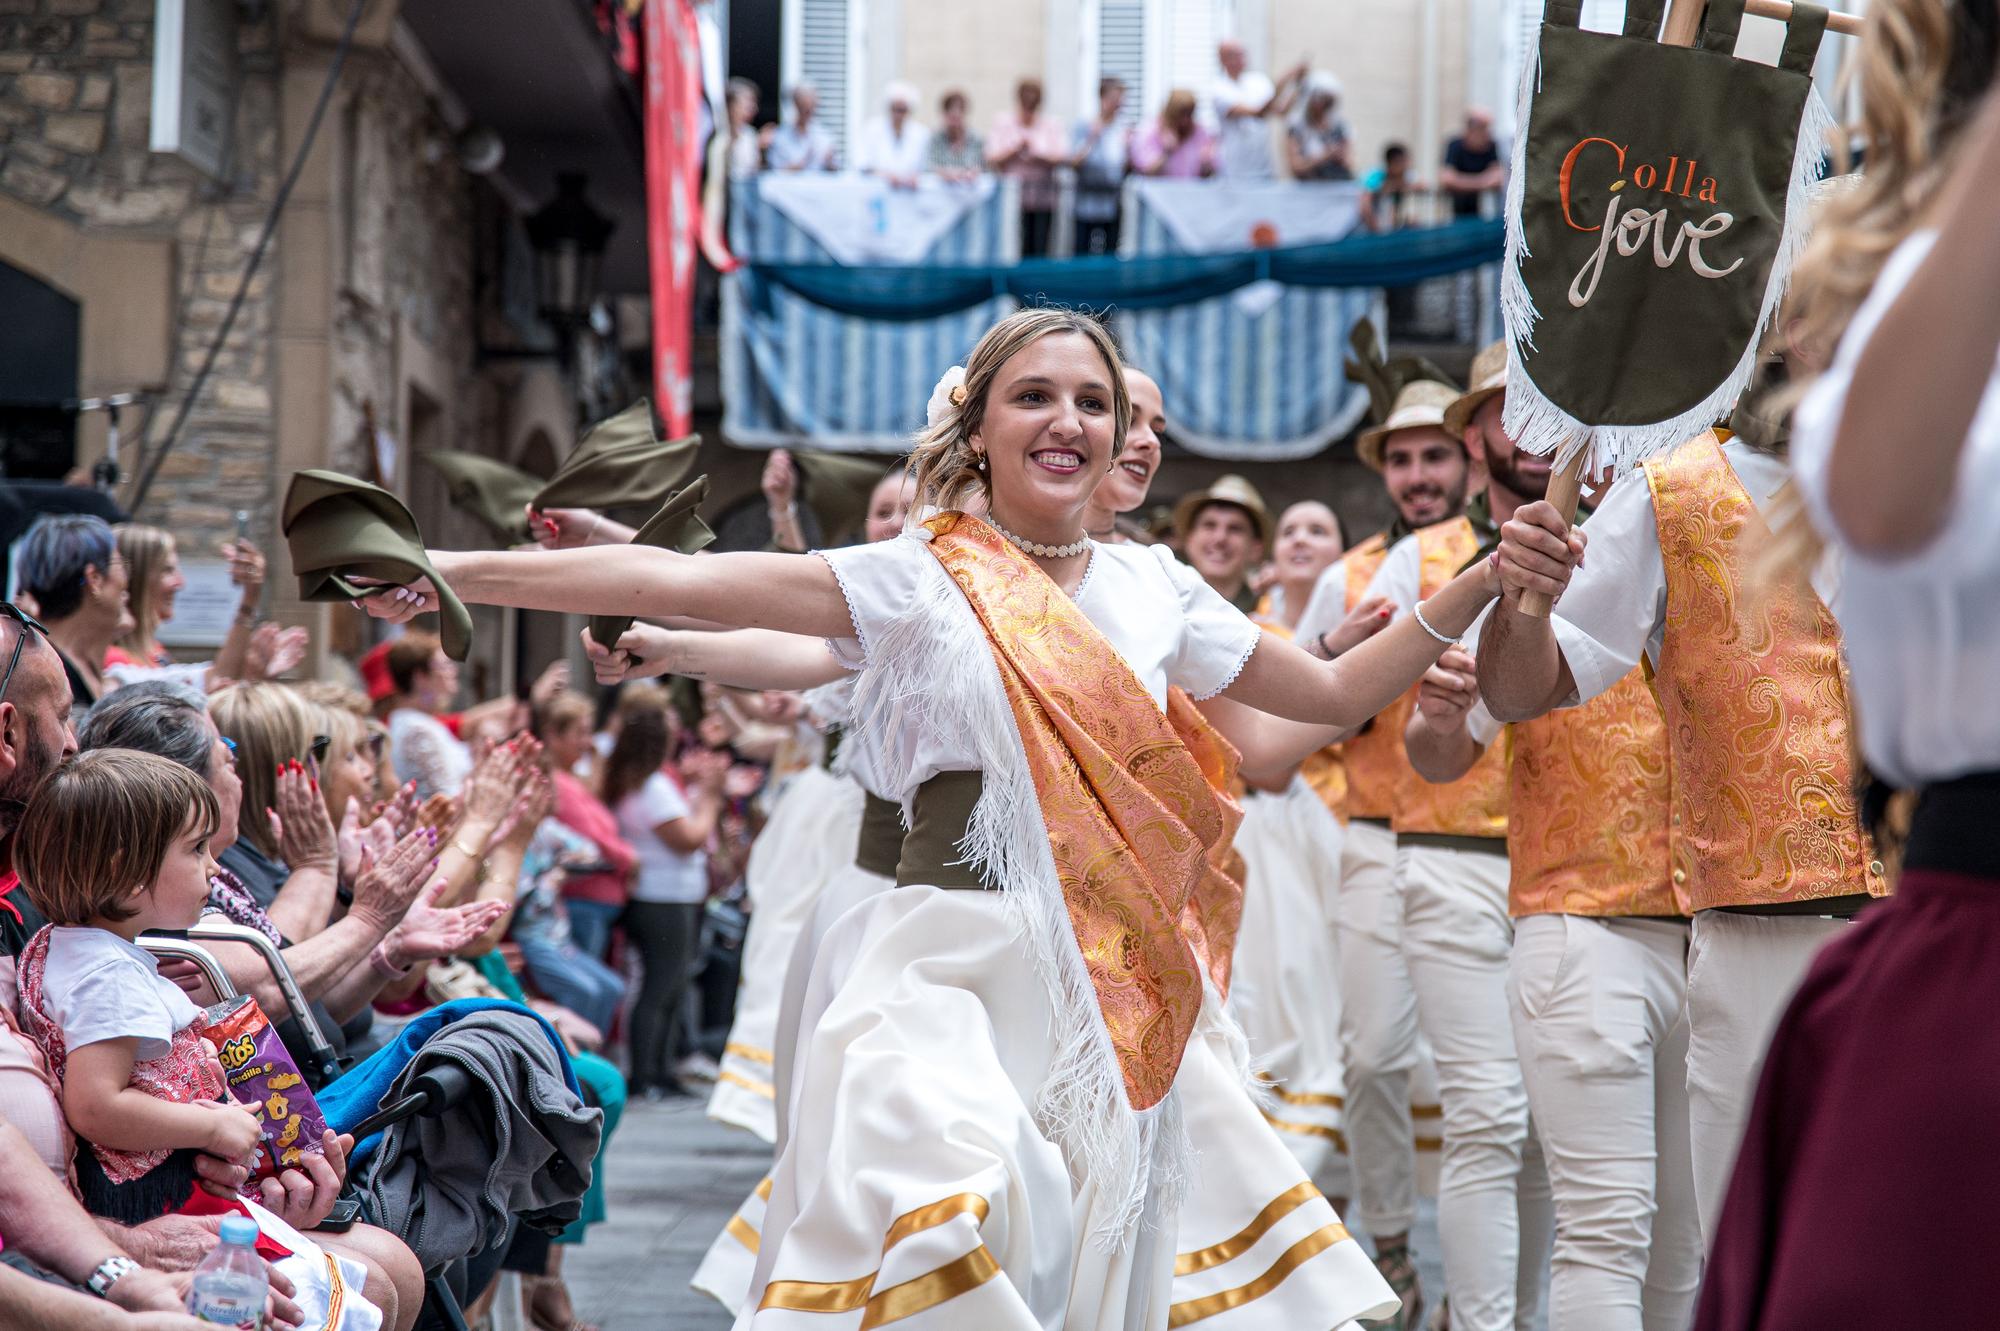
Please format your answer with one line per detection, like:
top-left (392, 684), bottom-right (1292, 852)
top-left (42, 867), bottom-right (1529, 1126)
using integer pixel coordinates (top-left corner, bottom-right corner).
top-left (524, 172), bottom-right (615, 351)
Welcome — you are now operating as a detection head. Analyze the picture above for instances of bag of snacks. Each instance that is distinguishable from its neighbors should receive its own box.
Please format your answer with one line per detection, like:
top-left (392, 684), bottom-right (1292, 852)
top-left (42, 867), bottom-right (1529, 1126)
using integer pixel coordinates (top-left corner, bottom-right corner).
top-left (204, 996), bottom-right (329, 1177)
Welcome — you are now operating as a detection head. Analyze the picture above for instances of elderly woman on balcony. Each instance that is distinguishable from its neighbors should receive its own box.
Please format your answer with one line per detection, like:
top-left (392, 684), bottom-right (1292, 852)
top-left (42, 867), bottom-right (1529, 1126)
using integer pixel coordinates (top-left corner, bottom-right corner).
top-left (1131, 88), bottom-right (1217, 179)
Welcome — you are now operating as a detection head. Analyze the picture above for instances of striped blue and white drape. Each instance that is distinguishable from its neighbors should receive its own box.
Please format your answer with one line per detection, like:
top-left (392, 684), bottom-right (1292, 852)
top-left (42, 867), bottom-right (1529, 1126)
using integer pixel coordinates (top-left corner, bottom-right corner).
top-left (722, 177), bottom-right (1019, 452)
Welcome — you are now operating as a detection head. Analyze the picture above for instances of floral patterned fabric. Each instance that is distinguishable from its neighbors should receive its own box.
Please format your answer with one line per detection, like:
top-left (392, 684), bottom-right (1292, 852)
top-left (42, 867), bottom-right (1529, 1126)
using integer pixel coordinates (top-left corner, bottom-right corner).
top-left (15, 927), bottom-right (225, 1184)
top-left (925, 513), bottom-right (1234, 1111)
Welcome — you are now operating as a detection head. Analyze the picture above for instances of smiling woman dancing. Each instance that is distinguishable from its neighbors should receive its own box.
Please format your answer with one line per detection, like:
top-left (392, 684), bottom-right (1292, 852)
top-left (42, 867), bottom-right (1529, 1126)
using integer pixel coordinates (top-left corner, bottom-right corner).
top-left (362, 309), bottom-right (1500, 1328)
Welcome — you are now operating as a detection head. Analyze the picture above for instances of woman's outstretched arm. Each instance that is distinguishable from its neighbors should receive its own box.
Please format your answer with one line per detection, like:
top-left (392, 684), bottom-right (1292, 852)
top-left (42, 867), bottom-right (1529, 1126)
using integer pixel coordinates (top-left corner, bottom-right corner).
top-left (581, 624), bottom-right (851, 692)
top-left (360, 546), bottom-right (855, 641)
top-left (1221, 559), bottom-right (1499, 729)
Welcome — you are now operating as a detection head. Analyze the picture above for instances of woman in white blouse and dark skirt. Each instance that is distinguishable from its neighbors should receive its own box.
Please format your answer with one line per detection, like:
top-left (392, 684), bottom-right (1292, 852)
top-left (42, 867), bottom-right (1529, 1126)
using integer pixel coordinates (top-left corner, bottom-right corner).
top-left (602, 685), bottom-right (728, 1099)
top-left (1696, 14), bottom-right (2000, 1328)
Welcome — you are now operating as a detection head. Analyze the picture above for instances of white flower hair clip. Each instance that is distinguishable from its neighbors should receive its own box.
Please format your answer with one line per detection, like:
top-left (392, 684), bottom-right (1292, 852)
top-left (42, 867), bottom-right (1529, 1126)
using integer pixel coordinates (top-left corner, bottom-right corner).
top-left (926, 365), bottom-right (969, 429)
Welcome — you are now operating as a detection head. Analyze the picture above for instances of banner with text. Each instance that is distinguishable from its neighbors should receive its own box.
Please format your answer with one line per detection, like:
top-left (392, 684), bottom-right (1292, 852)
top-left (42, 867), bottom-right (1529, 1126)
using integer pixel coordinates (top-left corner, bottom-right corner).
top-left (1500, 0), bottom-right (1833, 471)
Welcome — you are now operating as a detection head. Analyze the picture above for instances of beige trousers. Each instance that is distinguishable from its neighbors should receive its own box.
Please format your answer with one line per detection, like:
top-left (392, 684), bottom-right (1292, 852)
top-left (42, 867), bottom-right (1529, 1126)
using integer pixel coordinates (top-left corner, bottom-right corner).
top-left (1510, 914), bottom-right (1700, 1331)
top-left (1684, 910), bottom-right (1851, 1246)
top-left (1400, 841), bottom-right (1553, 1331)
top-left (1334, 820), bottom-right (1426, 1238)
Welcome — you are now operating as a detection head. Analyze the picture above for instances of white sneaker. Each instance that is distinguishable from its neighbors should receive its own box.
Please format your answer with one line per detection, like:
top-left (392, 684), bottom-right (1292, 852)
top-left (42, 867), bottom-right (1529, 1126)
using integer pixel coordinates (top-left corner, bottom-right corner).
top-left (675, 1052), bottom-right (721, 1083)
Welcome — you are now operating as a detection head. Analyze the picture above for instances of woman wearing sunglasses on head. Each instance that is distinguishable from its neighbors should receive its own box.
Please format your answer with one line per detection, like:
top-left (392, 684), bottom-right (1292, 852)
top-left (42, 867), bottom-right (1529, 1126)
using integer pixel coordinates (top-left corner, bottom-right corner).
top-left (206, 683), bottom-right (345, 945)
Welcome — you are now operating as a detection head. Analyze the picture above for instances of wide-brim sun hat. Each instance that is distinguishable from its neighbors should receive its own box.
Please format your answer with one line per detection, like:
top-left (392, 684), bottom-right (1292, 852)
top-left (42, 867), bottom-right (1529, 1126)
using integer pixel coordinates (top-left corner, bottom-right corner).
top-left (1356, 379), bottom-right (1463, 471)
top-left (1172, 474), bottom-right (1274, 547)
top-left (1442, 339), bottom-right (1509, 442)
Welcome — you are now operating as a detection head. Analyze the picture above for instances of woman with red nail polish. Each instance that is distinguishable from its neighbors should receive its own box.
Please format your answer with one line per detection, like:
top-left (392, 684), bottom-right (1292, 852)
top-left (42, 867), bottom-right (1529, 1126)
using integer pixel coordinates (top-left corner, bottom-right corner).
top-left (205, 684), bottom-right (346, 946)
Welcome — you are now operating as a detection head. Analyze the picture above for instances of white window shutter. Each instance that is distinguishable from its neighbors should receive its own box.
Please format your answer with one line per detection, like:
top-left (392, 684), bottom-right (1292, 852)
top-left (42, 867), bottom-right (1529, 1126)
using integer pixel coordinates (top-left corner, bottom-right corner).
top-left (1578, 0), bottom-right (1623, 31)
top-left (787, 0), bottom-right (851, 159)
top-left (1164, 0), bottom-right (1227, 105)
top-left (1097, 0), bottom-right (1146, 126)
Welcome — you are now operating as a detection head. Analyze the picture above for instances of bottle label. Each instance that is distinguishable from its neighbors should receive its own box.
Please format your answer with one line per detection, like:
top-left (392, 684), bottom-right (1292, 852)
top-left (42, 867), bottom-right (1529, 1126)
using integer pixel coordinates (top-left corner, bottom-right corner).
top-left (189, 1288), bottom-right (263, 1329)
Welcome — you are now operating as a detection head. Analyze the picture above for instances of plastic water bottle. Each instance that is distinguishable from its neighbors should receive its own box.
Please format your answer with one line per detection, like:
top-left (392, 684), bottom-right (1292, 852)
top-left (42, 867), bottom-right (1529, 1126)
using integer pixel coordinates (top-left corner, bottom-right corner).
top-left (187, 1214), bottom-right (268, 1328)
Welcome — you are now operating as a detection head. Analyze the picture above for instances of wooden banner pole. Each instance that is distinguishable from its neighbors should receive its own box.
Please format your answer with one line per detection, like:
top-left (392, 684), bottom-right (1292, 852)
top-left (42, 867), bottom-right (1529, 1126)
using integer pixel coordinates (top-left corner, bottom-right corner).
top-left (1747, 0), bottom-right (1865, 37)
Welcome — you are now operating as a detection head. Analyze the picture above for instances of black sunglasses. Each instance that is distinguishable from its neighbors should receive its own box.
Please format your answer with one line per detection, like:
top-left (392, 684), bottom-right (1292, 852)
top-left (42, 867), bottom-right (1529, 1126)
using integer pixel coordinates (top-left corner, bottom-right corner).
top-left (0, 603), bottom-right (49, 705)
top-left (309, 734), bottom-right (331, 765)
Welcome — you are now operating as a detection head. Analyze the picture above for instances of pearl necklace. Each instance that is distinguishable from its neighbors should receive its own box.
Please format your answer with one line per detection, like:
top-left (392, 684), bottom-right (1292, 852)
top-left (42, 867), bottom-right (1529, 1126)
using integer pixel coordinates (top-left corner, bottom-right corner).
top-left (990, 519), bottom-right (1091, 560)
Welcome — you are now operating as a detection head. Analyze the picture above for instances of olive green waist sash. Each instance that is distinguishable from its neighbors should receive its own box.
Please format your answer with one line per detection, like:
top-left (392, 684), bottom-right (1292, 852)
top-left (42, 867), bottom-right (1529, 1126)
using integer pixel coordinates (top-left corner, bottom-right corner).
top-left (855, 794), bottom-right (904, 879)
top-left (855, 772), bottom-right (991, 888)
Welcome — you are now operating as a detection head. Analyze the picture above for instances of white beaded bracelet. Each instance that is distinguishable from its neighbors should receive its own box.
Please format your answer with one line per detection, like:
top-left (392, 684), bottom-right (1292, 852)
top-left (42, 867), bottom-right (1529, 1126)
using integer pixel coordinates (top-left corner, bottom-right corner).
top-left (1412, 599), bottom-right (1458, 647)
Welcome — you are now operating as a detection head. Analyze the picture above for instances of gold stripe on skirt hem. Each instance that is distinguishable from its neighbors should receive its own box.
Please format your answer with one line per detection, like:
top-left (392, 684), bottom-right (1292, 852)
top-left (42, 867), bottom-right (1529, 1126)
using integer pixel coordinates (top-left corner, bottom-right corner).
top-left (1168, 1222), bottom-right (1352, 1327)
top-left (1174, 1181), bottom-right (1320, 1276)
top-left (756, 1192), bottom-right (994, 1318)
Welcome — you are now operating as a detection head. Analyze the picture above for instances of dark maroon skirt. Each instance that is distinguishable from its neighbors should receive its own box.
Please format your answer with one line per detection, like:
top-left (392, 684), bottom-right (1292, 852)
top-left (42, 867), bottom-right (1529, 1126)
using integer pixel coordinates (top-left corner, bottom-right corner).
top-left (1694, 865), bottom-right (2000, 1329)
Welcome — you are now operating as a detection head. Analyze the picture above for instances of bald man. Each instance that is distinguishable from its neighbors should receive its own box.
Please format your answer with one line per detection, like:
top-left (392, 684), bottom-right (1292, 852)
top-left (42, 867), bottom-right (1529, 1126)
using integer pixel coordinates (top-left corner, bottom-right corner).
top-left (0, 607), bottom-right (77, 949)
top-left (1211, 39), bottom-right (1307, 179)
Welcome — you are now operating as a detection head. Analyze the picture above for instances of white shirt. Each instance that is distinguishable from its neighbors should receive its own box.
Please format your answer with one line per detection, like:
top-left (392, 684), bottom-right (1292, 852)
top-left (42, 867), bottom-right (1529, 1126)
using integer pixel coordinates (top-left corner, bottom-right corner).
top-left (819, 535), bottom-right (1261, 805)
top-left (1295, 535), bottom-right (1505, 743)
top-left (727, 128), bottom-right (763, 179)
top-left (1541, 438), bottom-right (1837, 708)
top-left (389, 708), bottom-right (473, 799)
top-left (1294, 535), bottom-right (1429, 648)
top-left (1793, 230), bottom-right (2000, 785)
top-left (37, 928), bottom-right (203, 1059)
top-left (617, 771), bottom-right (710, 904)
top-left (1210, 70), bottom-right (1278, 179)
top-left (855, 116), bottom-right (931, 180)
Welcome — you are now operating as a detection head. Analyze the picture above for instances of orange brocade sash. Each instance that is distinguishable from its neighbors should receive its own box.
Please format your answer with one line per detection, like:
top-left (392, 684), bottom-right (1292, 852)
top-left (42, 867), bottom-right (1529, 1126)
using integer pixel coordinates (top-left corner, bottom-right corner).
top-left (925, 513), bottom-right (1245, 1112)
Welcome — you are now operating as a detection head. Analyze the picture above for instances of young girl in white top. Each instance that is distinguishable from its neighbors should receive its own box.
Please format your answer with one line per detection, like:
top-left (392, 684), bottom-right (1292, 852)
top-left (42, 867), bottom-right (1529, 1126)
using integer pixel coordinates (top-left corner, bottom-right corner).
top-left (14, 749), bottom-right (383, 1331)
top-left (13, 749), bottom-right (263, 1221)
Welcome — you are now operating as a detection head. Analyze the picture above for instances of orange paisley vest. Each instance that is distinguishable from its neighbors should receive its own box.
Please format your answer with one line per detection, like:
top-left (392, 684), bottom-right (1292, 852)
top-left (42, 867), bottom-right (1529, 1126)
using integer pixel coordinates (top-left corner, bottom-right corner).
top-left (1333, 532), bottom-right (1401, 821)
top-left (1643, 433), bottom-right (1885, 912)
top-left (1507, 667), bottom-right (1682, 917)
top-left (1392, 517), bottom-right (1510, 841)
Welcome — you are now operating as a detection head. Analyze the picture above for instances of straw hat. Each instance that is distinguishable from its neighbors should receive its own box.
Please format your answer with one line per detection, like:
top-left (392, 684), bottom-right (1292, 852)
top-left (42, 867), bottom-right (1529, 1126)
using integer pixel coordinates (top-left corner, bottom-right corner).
top-left (1356, 380), bottom-right (1462, 471)
top-left (1172, 474), bottom-right (1274, 547)
top-left (1442, 340), bottom-right (1509, 441)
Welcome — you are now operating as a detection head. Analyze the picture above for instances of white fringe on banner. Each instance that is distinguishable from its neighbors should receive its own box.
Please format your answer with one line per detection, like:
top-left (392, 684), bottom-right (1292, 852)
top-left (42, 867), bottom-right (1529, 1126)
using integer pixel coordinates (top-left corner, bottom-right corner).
top-left (1499, 28), bottom-right (1837, 473)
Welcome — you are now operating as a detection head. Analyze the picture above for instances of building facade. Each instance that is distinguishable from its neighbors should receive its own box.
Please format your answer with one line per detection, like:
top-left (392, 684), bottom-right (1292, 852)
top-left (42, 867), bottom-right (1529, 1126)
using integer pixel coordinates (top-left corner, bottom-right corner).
top-left (0, 0), bottom-right (648, 692)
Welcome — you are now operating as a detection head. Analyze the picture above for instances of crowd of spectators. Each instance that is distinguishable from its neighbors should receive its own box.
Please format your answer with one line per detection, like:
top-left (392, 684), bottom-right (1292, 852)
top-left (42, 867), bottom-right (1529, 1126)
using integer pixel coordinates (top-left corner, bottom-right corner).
top-left (717, 41), bottom-right (1508, 252)
top-left (0, 510), bottom-right (782, 1329)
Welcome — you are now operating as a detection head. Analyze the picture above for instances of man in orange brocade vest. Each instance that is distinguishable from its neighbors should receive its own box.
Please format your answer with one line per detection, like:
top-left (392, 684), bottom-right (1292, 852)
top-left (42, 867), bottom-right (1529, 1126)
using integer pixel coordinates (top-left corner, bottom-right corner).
top-left (1302, 360), bottom-right (1556, 1331)
top-left (1291, 378), bottom-right (1495, 1331)
top-left (1477, 377), bottom-right (1887, 1249)
top-left (1407, 346), bottom-right (1700, 1331)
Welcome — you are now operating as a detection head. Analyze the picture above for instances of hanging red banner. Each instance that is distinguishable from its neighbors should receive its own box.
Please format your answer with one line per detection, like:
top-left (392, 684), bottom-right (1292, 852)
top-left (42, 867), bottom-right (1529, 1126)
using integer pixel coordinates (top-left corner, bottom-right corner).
top-left (642, 0), bottom-right (702, 438)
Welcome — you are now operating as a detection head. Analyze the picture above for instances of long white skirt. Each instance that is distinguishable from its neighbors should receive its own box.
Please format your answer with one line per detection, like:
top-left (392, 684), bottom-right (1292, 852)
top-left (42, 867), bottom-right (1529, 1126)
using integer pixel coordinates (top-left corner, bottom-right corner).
top-left (693, 861), bottom-right (895, 1311)
top-left (1227, 777), bottom-right (1354, 1200)
top-left (709, 765), bottom-right (868, 1140)
top-left (725, 884), bottom-right (1397, 1330)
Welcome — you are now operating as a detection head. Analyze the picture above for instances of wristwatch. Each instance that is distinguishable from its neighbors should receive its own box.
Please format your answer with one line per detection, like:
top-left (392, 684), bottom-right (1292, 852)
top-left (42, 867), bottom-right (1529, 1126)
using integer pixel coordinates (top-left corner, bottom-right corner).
top-left (87, 1254), bottom-right (142, 1299)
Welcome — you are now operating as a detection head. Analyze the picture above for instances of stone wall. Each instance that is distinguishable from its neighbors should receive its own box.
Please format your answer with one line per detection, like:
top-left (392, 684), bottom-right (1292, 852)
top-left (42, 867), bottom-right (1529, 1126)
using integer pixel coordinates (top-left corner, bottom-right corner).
top-left (0, 0), bottom-right (283, 562)
top-left (322, 45), bottom-right (480, 499)
top-left (0, 0), bottom-right (517, 685)
top-left (317, 44), bottom-right (505, 693)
